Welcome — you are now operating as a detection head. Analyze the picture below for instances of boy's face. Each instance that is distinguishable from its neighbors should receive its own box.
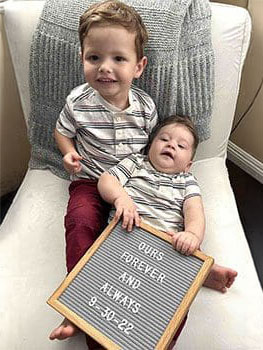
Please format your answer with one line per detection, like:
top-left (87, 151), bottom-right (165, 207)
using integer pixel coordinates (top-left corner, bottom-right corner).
top-left (148, 124), bottom-right (194, 174)
top-left (81, 24), bottom-right (147, 110)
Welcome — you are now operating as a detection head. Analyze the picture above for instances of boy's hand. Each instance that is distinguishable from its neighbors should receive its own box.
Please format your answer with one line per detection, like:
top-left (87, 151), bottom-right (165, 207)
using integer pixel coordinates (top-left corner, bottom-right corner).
top-left (63, 151), bottom-right (83, 174)
top-left (114, 196), bottom-right (141, 232)
top-left (167, 231), bottom-right (201, 256)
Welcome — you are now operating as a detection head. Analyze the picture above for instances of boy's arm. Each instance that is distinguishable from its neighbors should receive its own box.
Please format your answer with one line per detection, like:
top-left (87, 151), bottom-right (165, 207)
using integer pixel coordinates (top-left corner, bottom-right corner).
top-left (55, 129), bottom-right (82, 174)
top-left (168, 196), bottom-right (205, 256)
top-left (98, 172), bottom-right (140, 231)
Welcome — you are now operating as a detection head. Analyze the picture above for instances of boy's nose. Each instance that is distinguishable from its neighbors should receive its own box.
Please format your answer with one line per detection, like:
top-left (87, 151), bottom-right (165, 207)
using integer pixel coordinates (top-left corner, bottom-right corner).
top-left (98, 60), bottom-right (113, 73)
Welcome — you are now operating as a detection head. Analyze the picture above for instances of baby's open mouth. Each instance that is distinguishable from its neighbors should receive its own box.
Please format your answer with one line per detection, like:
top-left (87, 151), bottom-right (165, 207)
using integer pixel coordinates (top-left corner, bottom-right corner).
top-left (161, 151), bottom-right (174, 159)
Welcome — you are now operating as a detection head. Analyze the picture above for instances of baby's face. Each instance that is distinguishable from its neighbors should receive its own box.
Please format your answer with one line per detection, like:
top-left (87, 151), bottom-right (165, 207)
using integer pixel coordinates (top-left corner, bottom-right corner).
top-left (148, 124), bottom-right (194, 174)
top-left (81, 24), bottom-right (146, 110)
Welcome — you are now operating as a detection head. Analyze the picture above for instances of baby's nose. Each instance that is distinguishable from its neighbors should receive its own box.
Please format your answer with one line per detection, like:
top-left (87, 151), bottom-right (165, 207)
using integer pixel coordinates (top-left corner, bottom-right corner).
top-left (168, 143), bottom-right (175, 150)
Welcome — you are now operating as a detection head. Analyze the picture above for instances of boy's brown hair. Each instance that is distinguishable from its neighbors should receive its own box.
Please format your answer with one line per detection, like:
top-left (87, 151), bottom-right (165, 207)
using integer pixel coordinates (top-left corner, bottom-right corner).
top-left (79, 0), bottom-right (148, 60)
top-left (146, 115), bottom-right (199, 159)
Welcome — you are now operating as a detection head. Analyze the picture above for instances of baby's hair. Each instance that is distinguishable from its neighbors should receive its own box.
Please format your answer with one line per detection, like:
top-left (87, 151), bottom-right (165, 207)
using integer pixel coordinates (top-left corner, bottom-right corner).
top-left (79, 0), bottom-right (148, 60)
top-left (146, 115), bottom-right (199, 159)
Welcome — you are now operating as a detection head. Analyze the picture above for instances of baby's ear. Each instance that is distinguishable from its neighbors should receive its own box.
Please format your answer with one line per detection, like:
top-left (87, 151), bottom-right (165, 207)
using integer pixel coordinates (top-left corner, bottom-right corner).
top-left (185, 160), bottom-right (193, 173)
top-left (134, 56), bottom-right (147, 79)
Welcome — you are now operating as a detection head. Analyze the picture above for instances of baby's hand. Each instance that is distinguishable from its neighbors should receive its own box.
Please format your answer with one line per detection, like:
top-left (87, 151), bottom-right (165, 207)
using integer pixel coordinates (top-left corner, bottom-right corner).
top-left (114, 196), bottom-right (140, 232)
top-left (167, 231), bottom-right (201, 256)
top-left (63, 151), bottom-right (82, 174)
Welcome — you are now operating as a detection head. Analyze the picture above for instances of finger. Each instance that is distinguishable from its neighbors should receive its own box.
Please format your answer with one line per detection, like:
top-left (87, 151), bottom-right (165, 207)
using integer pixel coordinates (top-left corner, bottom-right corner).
top-left (187, 240), bottom-right (199, 255)
top-left (124, 210), bottom-right (135, 232)
top-left (175, 239), bottom-right (184, 252)
top-left (72, 153), bottom-right (82, 161)
top-left (112, 215), bottom-right (119, 223)
top-left (127, 217), bottom-right (134, 232)
top-left (75, 164), bottom-right (82, 173)
top-left (185, 238), bottom-right (196, 255)
top-left (166, 231), bottom-right (174, 237)
top-left (72, 160), bottom-right (80, 167)
top-left (114, 208), bottom-right (123, 222)
top-left (186, 242), bottom-right (195, 255)
top-left (134, 212), bottom-right (141, 227)
top-left (65, 165), bottom-right (74, 174)
top-left (121, 213), bottom-right (129, 229)
top-left (176, 236), bottom-right (188, 253)
top-left (184, 245), bottom-right (192, 256)
top-left (69, 157), bottom-right (77, 165)
top-left (179, 241), bottom-right (188, 255)
top-left (170, 234), bottom-right (179, 249)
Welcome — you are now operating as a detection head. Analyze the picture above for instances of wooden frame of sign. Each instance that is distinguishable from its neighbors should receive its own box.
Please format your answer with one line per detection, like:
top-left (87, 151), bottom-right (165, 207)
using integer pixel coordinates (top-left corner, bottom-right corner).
top-left (48, 219), bottom-right (214, 350)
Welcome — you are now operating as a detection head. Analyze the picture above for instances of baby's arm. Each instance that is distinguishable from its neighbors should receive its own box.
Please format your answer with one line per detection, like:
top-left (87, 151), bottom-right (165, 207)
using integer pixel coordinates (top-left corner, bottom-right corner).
top-left (55, 129), bottom-right (82, 174)
top-left (98, 172), bottom-right (140, 231)
top-left (168, 196), bottom-right (205, 256)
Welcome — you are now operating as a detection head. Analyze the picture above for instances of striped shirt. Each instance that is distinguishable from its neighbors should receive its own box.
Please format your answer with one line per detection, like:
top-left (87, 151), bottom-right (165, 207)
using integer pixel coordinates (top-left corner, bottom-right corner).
top-left (108, 154), bottom-right (201, 233)
top-left (56, 83), bottom-right (158, 180)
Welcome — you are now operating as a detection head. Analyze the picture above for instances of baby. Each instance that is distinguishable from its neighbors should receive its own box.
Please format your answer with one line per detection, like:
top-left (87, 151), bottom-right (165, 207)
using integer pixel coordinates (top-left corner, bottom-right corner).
top-left (98, 115), bottom-right (238, 348)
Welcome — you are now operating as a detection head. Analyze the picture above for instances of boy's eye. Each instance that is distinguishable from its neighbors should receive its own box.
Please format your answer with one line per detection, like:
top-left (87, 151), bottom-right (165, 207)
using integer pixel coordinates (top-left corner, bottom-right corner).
top-left (160, 137), bottom-right (169, 142)
top-left (178, 144), bottom-right (186, 149)
top-left (87, 55), bottom-right (99, 61)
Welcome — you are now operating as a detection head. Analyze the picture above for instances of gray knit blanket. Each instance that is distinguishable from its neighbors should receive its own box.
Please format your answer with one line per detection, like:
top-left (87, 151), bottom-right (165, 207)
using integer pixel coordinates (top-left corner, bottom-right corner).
top-left (29, 0), bottom-right (214, 180)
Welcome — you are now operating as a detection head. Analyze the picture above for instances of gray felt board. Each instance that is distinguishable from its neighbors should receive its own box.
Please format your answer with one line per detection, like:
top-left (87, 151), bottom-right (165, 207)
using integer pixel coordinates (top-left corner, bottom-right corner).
top-left (48, 220), bottom-right (213, 350)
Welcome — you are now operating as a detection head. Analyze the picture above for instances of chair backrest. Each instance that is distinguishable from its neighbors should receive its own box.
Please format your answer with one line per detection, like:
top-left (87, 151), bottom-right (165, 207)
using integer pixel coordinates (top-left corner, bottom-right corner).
top-left (195, 3), bottom-right (251, 161)
top-left (3, 1), bottom-right (251, 161)
top-left (3, 1), bottom-right (44, 129)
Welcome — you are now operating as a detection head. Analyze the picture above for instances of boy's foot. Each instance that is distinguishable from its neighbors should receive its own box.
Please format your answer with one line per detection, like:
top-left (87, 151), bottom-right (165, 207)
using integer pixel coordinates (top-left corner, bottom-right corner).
top-left (49, 318), bottom-right (79, 340)
top-left (204, 264), bottom-right (238, 293)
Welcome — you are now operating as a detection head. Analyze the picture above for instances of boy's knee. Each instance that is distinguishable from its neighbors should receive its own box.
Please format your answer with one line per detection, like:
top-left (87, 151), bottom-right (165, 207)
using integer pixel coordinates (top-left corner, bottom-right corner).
top-left (65, 209), bottom-right (94, 235)
top-left (65, 204), bottom-right (107, 234)
top-left (66, 204), bottom-right (89, 222)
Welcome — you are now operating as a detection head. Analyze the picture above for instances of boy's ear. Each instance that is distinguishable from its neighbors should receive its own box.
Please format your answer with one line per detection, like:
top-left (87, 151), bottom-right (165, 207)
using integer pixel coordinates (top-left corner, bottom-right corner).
top-left (134, 56), bottom-right (147, 78)
top-left (79, 49), bottom-right (83, 63)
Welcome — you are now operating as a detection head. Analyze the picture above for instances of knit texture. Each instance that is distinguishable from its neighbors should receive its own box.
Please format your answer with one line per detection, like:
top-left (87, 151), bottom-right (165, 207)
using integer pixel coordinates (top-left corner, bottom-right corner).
top-left (29, 0), bottom-right (214, 180)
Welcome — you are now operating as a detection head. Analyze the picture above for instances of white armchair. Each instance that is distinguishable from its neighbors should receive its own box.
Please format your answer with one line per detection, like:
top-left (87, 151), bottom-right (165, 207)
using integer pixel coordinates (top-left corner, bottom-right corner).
top-left (1, 2), bottom-right (263, 350)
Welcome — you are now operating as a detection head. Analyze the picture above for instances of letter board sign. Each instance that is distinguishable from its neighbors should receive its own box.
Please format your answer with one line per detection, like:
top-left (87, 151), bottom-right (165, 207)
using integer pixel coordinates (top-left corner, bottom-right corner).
top-left (48, 219), bottom-right (213, 350)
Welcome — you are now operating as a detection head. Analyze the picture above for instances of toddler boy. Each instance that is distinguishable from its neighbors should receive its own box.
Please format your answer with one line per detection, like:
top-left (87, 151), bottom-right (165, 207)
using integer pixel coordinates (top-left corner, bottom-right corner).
top-left (50, 1), bottom-right (157, 347)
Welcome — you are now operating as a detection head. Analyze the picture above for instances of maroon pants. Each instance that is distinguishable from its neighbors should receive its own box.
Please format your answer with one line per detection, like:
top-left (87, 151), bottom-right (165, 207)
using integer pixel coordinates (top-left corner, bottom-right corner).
top-left (65, 179), bottom-right (187, 349)
top-left (65, 179), bottom-right (111, 273)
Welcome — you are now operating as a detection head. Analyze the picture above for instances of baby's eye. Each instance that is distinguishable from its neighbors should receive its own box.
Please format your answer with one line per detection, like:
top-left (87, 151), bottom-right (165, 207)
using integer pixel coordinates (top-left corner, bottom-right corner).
top-left (115, 56), bottom-right (126, 62)
top-left (160, 137), bottom-right (169, 142)
top-left (178, 144), bottom-right (186, 149)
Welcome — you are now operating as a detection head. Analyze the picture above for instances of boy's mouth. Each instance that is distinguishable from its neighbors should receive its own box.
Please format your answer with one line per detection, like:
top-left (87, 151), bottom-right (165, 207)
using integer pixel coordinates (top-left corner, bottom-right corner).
top-left (97, 78), bottom-right (117, 83)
